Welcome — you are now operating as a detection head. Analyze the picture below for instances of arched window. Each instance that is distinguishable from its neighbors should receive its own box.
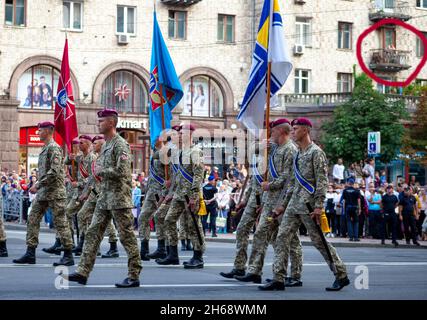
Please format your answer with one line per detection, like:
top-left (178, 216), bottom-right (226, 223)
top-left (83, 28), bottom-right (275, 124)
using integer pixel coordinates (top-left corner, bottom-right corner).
top-left (182, 75), bottom-right (224, 117)
top-left (100, 70), bottom-right (148, 114)
top-left (17, 65), bottom-right (62, 109)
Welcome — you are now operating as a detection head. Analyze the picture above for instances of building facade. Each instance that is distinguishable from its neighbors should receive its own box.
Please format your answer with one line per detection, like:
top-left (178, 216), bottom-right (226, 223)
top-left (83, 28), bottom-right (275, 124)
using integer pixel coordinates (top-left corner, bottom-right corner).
top-left (0, 0), bottom-right (426, 181)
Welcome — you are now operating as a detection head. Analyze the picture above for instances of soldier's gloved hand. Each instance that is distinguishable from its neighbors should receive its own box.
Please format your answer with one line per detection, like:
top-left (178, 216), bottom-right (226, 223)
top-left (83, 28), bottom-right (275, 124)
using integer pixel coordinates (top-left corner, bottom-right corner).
top-left (189, 196), bottom-right (199, 213)
top-left (235, 201), bottom-right (246, 211)
top-left (261, 182), bottom-right (270, 191)
top-left (272, 205), bottom-right (285, 219)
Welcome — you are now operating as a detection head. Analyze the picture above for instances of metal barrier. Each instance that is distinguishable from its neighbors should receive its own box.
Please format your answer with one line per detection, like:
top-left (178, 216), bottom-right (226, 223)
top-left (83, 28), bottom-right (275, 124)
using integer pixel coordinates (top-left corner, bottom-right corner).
top-left (1, 191), bottom-right (24, 224)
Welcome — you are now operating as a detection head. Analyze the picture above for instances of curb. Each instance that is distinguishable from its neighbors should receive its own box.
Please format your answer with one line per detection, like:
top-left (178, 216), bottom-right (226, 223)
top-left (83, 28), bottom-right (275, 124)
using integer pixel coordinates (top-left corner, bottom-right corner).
top-left (5, 223), bottom-right (426, 250)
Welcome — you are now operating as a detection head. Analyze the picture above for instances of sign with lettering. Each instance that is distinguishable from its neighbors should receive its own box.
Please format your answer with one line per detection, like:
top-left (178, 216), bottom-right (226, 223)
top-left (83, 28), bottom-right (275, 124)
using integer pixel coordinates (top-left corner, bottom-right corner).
top-left (368, 131), bottom-right (381, 155)
top-left (117, 118), bottom-right (148, 130)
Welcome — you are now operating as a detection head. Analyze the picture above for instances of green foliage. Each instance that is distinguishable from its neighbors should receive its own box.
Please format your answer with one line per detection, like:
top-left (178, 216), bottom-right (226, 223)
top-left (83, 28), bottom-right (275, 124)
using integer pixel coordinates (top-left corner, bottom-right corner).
top-left (321, 73), bottom-right (409, 165)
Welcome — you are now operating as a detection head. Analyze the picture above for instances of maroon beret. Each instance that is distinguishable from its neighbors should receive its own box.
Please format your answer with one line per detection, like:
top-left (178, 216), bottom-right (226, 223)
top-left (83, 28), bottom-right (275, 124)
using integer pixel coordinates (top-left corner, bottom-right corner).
top-left (180, 124), bottom-right (196, 131)
top-left (38, 121), bottom-right (55, 129)
top-left (79, 135), bottom-right (92, 142)
top-left (92, 135), bottom-right (104, 143)
top-left (97, 109), bottom-right (118, 118)
top-left (270, 118), bottom-right (291, 128)
top-left (171, 125), bottom-right (181, 132)
top-left (72, 139), bottom-right (80, 145)
top-left (291, 117), bottom-right (312, 128)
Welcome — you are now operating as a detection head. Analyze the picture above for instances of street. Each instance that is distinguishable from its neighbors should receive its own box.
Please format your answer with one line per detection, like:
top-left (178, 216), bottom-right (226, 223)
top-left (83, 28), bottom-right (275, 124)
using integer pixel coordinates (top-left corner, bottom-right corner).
top-left (1, 229), bottom-right (426, 300)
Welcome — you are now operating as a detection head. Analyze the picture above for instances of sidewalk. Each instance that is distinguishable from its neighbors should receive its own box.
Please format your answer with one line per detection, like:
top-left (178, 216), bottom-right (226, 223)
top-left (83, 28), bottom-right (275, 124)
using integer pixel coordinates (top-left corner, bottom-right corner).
top-left (4, 222), bottom-right (427, 249)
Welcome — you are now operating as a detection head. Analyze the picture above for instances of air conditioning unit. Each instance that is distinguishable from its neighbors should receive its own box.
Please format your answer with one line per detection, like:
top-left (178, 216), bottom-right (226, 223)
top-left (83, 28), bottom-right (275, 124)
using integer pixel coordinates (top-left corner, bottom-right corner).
top-left (117, 34), bottom-right (129, 45)
top-left (294, 0), bottom-right (306, 4)
top-left (294, 44), bottom-right (305, 55)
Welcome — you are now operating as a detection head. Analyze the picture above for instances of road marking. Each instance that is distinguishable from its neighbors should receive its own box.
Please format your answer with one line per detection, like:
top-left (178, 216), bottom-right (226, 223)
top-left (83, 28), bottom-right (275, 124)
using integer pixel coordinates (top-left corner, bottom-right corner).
top-left (68, 283), bottom-right (261, 289)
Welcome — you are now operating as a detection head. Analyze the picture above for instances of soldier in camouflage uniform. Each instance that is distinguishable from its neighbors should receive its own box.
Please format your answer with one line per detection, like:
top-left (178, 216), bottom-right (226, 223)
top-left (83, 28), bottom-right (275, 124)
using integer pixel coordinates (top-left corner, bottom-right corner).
top-left (13, 122), bottom-right (74, 266)
top-left (235, 119), bottom-right (302, 286)
top-left (66, 109), bottom-right (142, 288)
top-left (157, 124), bottom-right (206, 268)
top-left (73, 135), bottom-right (119, 258)
top-left (259, 118), bottom-right (349, 291)
top-left (0, 188), bottom-right (7, 257)
top-left (148, 126), bottom-right (181, 260)
top-left (138, 138), bottom-right (167, 260)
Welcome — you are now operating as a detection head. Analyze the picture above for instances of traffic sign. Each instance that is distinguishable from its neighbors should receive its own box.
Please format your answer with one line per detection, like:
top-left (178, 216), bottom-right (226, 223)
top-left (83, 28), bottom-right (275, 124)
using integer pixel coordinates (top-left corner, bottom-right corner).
top-left (368, 132), bottom-right (381, 155)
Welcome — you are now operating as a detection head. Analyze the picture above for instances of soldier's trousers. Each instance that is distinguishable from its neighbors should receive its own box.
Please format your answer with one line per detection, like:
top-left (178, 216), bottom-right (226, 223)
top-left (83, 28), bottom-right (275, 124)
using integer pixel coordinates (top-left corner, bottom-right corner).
top-left (178, 211), bottom-right (190, 240)
top-left (154, 202), bottom-right (170, 241)
top-left (164, 199), bottom-right (205, 252)
top-left (0, 212), bottom-right (6, 241)
top-left (77, 200), bottom-right (118, 242)
top-left (138, 191), bottom-right (159, 241)
top-left (247, 205), bottom-right (302, 278)
top-left (57, 198), bottom-right (82, 239)
top-left (273, 213), bottom-right (347, 282)
top-left (233, 204), bottom-right (258, 270)
top-left (27, 198), bottom-right (73, 250)
top-left (77, 206), bottom-right (142, 279)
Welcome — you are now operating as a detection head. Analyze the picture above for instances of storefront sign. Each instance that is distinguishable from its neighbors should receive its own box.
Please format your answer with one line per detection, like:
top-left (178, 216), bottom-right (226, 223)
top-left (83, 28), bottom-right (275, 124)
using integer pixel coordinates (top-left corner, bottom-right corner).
top-left (197, 141), bottom-right (226, 149)
top-left (117, 118), bottom-right (147, 130)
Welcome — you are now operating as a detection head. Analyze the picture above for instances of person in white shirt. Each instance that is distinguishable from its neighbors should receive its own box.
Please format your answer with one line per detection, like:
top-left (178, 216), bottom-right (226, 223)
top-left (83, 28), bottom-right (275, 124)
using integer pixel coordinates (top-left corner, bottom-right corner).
top-left (333, 159), bottom-right (345, 184)
top-left (363, 159), bottom-right (375, 190)
top-left (215, 185), bottom-right (231, 234)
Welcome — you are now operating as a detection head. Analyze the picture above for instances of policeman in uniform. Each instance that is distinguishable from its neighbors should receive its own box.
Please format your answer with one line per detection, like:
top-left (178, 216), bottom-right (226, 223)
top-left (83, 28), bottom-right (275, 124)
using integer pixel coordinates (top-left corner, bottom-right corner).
top-left (42, 139), bottom-right (79, 255)
top-left (73, 135), bottom-right (119, 258)
top-left (157, 124), bottom-right (206, 268)
top-left (138, 138), bottom-right (168, 260)
top-left (233, 119), bottom-right (302, 286)
top-left (259, 118), bottom-right (349, 291)
top-left (147, 125), bottom-right (180, 260)
top-left (65, 109), bottom-right (142, 288)
top-left (14, 122), bottom-right (74, 266)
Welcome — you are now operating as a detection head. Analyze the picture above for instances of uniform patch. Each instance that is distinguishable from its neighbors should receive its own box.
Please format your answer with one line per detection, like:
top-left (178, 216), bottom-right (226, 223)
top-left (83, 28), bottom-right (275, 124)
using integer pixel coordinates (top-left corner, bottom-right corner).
top-left (120, 152), bottom-right (129, 161)
top-left (53, 157), bottom-right (60, 164)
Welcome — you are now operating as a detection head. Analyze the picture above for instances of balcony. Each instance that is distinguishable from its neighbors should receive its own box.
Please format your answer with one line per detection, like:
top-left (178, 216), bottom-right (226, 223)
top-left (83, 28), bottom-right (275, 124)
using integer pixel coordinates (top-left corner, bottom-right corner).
top-left (369, 49), bottom-right (411, 72)
top-left (160, 0), bottom-right (202, 6)
top-left (369, 0), bottom-right (411, 22)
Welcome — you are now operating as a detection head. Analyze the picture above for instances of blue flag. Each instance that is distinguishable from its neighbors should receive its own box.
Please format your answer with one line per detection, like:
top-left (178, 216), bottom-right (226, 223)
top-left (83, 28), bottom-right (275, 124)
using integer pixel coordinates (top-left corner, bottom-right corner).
top-left (149, 12), bottom-right (183, 148)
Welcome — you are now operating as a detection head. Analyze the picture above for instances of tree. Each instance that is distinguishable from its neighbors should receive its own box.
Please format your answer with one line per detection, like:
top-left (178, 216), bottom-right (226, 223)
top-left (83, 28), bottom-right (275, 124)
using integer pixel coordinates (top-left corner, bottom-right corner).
top-left (321, 73), bottom-right (409, 165)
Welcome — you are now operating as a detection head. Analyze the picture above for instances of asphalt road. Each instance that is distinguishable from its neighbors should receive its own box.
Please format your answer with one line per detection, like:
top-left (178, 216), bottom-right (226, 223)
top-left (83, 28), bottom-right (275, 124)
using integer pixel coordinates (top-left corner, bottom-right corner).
top-left (1, 229), bottom-right (426, 300)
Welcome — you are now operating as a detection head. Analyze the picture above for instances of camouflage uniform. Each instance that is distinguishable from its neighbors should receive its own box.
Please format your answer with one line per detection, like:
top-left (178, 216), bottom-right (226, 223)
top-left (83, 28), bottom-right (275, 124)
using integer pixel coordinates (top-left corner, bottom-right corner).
top-left (138, 149), bottom-right (166, 241)
top-left (0, 191), bottom-right (6, 242)
top-left (178, 213), bottom-right (189, 240)
top-left (272, 142), bottom-right (348, 282)
top-left (247, 140), bottom-right (300, 276)
top-left (26, 139), bottom-right (73, 249)
top-left (77, 134), bottom-right (142, 280)
top-left (164, 145), bottom-right (205, 252)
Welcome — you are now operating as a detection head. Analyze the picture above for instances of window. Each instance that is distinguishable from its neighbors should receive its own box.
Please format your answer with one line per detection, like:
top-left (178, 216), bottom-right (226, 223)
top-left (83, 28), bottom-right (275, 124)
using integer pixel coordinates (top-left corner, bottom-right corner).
top-left (5, 0), bottom-right (25, 26)
top-left (416, 32), bottom-right (427, 57)
top-left (295, 17), bottom-right (311, 46)
top-left (63, 1), bottom-right (82, 31)
top-left (338, 22), bottom-right (352, 49)
top-left (182, 76), bottom-right (224, 117)
top-left (17, 65), bottom-right (65, 109)
top-left (218, 14), bottom-right (235, 43)
top-left (100, 70), bottom-right (148, 114)
top-left (337, 73), bottom-right (352, 93)
top-left (294, 69), bottom-right (310, 94)
top-left (117, 6), bottom-right (136, 35)
top-left (383, 28), bottom-right (396, 48)
top-left (168, 11), bottom-right (186, 40)
top-left (376, 77), bottom-right (393, 94)
top-left (417, 0), bottom-right (427, 9)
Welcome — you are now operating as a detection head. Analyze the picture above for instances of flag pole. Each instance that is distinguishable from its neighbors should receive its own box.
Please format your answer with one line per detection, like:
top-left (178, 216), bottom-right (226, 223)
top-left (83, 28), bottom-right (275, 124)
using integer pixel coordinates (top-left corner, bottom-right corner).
top-left (264, 61), bottom-right (272, 181)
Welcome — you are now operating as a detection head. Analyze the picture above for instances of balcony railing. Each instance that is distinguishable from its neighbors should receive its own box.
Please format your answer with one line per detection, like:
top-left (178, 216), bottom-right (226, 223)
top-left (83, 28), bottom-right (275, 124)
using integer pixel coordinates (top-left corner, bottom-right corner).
top-left (369, 49), bottom-right (411, 72)
top-left (276, 93), bottom-right (419, 111)
top-left (160, 0), bottom-right (202, 6)
top-left (369, 0), bottom-right (411, 22)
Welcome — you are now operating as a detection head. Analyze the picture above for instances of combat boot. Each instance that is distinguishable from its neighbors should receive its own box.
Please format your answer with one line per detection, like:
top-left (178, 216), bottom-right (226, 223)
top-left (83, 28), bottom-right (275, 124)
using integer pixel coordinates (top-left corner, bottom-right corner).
top-left (186, 239), bottom-right (193, 251)
top-left (53, 249), bottom-right (74, 266)
top-left (146, 239), bottom-right (167, 259)
top-left (0, 241), bottom-right (8, 257)
top-left (65, 272), bottom-right (87, 285)
top-left (258, 280), bottom-right (285, 291)
top-left (325, 276), bottom-right (350, 291)
top-left (42, 238), bottom-right (61, 255)
top-left (181, 239), bottom-right (186, 251)
top-left (183, 250), bottom-right (204, 269)
top-left (234, 273), bottom-right (261, 284)
top-left (140, 239), bottom-right (150, 261)
top-left (102, 242), bottom-right (119, 258)
top-left (285, 277), bottom-right (303, 287)
top-left (156, 245), bottom-right (179, 265)
top-left (13, 246), bottom-right (36, 264)
top-left (115, 277), bottom-right (140, 288)
top-left (220, 269), bottom-right (245, 279)
top-left (72, 234), bottom-right (84, 256)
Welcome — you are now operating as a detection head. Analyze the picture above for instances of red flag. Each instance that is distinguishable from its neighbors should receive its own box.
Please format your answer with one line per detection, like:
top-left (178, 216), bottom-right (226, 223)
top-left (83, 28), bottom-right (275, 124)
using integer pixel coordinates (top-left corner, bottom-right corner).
top-left (54, 39), bottom-right (78, 152)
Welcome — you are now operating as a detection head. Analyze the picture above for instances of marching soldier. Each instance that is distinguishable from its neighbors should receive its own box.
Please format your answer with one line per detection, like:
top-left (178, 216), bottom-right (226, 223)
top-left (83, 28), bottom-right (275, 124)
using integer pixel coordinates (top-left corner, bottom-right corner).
top-left (65, 109), bottom-right (142, 288)
top-left (42, 139), bottom-right (79, 255)
top-left (73, 135), bottom-right (119, 258)
top-left (259, 118), bottom-right (349, 291)
top-left (148, 126), bottom-right (181, 260)
top-left (0, 190), bottom-right (7, 257)
top-left (138, 137), bottom-right (168, 260)
top-left (157, 124), bottom-right (206, 268)
top-left (14, 122), bottom-right (74, 266)
top-left (227, 119), bottom-right (303, 286)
